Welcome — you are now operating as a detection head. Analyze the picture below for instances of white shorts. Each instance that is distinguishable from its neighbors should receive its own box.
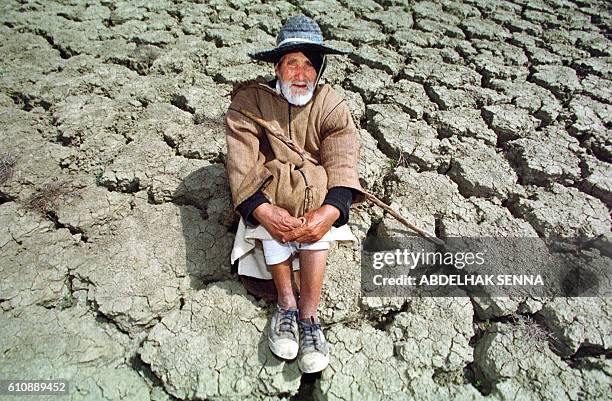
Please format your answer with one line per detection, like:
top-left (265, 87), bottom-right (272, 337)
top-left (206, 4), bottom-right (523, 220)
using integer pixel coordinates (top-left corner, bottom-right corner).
top-left (262, 239), bottom-right (330, 265)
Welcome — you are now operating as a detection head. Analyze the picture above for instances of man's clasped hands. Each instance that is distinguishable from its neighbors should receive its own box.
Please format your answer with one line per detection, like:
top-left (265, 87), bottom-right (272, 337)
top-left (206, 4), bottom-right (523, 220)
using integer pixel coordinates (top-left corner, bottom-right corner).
top-left (252, 203), bottom-right (341, 244)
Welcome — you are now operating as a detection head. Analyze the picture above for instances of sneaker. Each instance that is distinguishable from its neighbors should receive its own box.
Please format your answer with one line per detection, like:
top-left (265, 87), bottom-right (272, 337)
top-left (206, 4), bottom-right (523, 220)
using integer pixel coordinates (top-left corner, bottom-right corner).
top-left (268, 305), bottom-right (299, 360)
top-left (297, 317), bottom-right (330, 373)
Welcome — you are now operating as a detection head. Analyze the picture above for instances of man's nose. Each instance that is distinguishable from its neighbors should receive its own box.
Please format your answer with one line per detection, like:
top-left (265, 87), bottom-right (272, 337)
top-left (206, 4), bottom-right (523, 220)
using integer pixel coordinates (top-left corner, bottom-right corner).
top-left (294, 66), bottom-right (308, 81)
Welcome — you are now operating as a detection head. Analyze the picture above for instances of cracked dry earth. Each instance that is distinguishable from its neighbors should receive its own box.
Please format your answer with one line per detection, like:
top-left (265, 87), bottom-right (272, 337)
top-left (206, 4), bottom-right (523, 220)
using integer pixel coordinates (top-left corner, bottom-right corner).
top-left (0, 0), bottom-right (610, 400)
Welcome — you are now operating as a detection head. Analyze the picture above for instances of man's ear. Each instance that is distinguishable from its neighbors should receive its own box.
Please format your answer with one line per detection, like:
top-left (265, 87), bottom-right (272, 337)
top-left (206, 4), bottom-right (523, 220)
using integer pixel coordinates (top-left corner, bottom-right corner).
top-left (275, 55), bottom-right (286, 75)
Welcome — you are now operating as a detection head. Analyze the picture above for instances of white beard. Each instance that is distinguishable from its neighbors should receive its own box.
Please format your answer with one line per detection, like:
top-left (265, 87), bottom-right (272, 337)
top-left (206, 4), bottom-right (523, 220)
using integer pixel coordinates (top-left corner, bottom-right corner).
top-left (276, 78), bottom-right (315, 106)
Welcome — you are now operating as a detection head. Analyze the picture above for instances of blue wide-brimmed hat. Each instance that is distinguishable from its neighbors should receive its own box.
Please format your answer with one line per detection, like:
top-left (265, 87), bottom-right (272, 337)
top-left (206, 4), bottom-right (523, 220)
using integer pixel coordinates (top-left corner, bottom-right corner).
top-left (249, 15), bottom-right (349, 63)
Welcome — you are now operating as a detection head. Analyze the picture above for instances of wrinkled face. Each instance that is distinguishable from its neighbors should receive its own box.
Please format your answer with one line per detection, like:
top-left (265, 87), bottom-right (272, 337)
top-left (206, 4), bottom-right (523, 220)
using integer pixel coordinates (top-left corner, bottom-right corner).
top-left (275, 51), bottom-right (318, 105)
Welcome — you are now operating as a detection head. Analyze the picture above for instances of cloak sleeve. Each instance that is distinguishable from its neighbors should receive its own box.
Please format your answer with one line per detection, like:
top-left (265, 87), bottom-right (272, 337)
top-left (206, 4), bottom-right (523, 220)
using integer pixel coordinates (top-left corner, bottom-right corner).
top-left (319, 98), bottom-right (365, 202)
top-left (225, 89), bottom-right (273, 210)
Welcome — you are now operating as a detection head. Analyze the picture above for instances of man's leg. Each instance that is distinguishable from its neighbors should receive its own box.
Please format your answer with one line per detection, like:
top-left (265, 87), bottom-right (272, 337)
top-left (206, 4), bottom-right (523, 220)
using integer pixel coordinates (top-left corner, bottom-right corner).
top-left (262, 239), bottom-right (300, 360)
top-left (297, 249), bottom-right (328, 320)
top-left (292, 270), bottom-right (301, 295)
top-left (295, 248), bottom-right (330, 373)
top-left (269, 258), bottom-right (297, 309)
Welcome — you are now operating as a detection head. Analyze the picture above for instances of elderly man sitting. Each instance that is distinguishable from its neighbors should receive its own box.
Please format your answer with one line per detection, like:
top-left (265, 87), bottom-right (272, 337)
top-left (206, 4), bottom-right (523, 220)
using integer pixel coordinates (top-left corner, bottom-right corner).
top-left (225, 15), bottom-right (363, 373)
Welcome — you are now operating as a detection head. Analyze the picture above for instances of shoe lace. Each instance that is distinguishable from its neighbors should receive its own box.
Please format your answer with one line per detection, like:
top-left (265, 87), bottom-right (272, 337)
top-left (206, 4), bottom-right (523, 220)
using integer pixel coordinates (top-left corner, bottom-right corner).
top-left (300, 319), bottom-right (322, 350)
top-left (278, 308), bottom-right (298, 333)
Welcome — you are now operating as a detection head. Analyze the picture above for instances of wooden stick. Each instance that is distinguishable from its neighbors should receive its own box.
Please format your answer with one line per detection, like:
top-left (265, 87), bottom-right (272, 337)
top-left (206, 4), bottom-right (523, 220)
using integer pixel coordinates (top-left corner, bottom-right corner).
top-left (238, 108), bottom-right (445, 246)
top-left (364, 192), bottom-right (445, 246)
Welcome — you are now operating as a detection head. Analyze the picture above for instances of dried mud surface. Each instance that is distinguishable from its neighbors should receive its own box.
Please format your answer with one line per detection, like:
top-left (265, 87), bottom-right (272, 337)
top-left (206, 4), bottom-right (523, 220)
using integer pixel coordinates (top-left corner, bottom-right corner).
top-left (0, 0), bottom-right (610, 400)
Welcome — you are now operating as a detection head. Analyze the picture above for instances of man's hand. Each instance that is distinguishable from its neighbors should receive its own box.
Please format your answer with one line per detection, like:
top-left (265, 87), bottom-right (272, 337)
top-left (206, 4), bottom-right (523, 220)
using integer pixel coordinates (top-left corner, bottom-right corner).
top-left (287, 205), bottom-right (340, 244)
top-left (252, 203), bottom-right (303, 243)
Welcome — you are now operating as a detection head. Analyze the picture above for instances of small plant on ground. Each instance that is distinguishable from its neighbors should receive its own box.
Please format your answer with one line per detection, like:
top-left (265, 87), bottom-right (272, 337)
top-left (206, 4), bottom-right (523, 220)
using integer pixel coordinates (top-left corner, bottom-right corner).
top-left (386, 151), bottom-right (409, 172)
top-left (396, 151), bottom-right (408, 168)
top-left (510, 314), bottom-right (557, 347)
top-left (58, 289), bottom-right (76, 310)
top-left (94, 169), bottom-right (104, 186)
top-left (0, 151), bottom-right (17, 186)
top-left (130, 44), bottom-right (161, 74)
top-left (25, 180), bottom-right (74, 215)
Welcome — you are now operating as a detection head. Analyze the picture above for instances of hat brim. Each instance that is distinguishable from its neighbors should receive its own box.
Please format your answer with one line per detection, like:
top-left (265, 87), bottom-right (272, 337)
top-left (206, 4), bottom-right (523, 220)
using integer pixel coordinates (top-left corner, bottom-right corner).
top-left (249, 42), bottom-right (348, 63)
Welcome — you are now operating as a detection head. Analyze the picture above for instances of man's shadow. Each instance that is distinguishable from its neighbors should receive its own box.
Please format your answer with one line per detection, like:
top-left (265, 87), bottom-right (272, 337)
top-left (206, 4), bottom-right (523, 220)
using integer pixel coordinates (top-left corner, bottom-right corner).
top-left (173, 163), bottom-right (281, 299)
top-left (173, 163), bottom-right (237, 290)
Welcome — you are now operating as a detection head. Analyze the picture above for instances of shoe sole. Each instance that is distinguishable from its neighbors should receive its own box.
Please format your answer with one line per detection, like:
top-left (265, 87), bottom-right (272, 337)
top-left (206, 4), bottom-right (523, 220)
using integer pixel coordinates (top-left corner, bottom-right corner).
top-left (298, 352), bottom-right (330, 373)
top-left (268, 337), bottom-right (298, 360)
